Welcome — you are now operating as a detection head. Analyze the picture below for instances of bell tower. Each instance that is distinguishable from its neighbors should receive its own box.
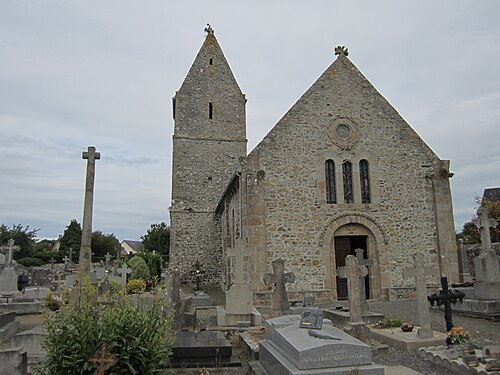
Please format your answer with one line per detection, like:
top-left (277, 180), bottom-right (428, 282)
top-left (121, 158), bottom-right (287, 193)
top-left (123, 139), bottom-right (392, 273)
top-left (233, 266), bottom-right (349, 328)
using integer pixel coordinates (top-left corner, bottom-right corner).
top-left (169, 26), bottom-right (247, 283)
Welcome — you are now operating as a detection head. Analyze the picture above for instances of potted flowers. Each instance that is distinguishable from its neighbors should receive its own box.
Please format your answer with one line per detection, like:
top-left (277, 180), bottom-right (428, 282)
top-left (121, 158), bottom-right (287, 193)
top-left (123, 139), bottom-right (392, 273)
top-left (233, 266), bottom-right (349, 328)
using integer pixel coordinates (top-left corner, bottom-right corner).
top-left (446, 326), bottom-right (470, 346)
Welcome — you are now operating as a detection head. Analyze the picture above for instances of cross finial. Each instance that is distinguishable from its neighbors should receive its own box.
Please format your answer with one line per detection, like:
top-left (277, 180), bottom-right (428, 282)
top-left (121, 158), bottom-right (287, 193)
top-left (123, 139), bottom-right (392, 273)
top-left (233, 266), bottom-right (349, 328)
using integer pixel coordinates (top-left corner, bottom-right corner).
top-left (334, 45), bottom-right (349, 57)
top-left (204, 23), bottom-right (214, 34)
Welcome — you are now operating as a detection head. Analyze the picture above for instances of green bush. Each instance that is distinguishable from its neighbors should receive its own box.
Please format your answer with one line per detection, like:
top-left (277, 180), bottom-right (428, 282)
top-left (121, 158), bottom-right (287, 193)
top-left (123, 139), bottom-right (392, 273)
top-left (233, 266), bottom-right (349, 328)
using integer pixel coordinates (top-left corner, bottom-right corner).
top-left (128, 256), bottom-right (150, 280)
top-left (17, 257), bottom-right (45, 267)
top-left (126, 279), bottom-right (145, 295)
top-left (36, 281), bottom-right (174, 375)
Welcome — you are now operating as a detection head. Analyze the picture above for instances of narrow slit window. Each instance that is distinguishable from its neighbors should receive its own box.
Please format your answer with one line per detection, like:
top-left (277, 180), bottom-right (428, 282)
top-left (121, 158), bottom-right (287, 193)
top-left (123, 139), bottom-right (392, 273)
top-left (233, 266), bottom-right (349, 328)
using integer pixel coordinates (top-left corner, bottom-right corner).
top-left (209, 58), bottom-right (213, 65)
top-left (209, 102), bottom-right (213, 119)
top-left (360, 159), bottom-right (371, 203)
top-left (342, 160), bottom-right (353, 203)
top-left (325, 159), bottom-right (336, 204)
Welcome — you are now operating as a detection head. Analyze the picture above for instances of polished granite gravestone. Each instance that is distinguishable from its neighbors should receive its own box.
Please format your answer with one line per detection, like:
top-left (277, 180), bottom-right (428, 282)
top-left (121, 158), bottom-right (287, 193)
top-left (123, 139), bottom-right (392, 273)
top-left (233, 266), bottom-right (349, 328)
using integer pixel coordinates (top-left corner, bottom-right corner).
top-left (257, 315), bottom-right (384, 375)
top-left (169, 331), bottom-right (240, 368)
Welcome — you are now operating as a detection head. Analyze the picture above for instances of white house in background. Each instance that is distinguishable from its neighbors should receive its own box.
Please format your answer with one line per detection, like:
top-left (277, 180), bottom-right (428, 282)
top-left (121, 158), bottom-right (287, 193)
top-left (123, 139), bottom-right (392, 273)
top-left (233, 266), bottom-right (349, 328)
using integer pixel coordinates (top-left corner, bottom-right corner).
top-left (120, 240), bottom-right (143, 256)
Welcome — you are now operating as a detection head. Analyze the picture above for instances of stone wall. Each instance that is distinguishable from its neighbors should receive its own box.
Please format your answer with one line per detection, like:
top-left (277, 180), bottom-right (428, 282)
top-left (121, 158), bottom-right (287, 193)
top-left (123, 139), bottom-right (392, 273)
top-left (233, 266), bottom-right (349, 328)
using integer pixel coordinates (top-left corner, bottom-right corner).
top-left (169, 32), bottom-right (247, 282)
top-left (244, 53), bottom-right (457, 301)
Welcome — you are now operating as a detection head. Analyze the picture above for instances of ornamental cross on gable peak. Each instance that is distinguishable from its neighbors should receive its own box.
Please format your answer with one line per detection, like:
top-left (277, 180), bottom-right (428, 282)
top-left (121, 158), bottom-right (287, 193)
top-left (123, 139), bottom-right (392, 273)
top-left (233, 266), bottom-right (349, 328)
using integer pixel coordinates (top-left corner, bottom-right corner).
top-left (204, 23), bottom-right (214, 34)
top-left (334, 45), bottom-right (349, 57)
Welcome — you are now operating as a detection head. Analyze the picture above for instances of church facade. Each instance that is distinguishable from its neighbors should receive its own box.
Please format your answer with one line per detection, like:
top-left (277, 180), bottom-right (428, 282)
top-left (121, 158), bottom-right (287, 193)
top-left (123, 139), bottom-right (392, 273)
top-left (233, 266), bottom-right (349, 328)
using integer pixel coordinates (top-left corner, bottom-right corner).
top-left (169, 29), bottom-right (458, 303)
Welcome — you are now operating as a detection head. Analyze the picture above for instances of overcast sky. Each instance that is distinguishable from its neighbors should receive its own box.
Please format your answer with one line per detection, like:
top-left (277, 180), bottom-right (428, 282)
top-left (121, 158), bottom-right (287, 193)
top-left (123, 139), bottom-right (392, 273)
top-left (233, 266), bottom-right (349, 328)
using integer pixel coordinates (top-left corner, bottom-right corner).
top-left (1, 1), bottom-right (499, 241)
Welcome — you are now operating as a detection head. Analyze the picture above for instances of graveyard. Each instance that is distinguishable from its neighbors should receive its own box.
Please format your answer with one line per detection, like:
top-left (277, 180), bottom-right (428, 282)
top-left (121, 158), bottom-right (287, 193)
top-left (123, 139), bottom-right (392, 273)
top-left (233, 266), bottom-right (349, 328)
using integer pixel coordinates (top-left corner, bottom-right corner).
top-left (1, 219), bottom-right (500, 374)
top-left (1, 10), bottom-right (500, 375)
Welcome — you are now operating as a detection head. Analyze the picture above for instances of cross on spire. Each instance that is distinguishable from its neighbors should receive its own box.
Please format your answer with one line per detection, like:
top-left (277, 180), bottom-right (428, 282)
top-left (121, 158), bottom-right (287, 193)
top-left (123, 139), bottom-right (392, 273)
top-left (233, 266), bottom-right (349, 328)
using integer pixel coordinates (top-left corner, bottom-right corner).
top-left (334, 45), bottom-right (349, 57)
top-left (204, 23), bottom-right (214, 34)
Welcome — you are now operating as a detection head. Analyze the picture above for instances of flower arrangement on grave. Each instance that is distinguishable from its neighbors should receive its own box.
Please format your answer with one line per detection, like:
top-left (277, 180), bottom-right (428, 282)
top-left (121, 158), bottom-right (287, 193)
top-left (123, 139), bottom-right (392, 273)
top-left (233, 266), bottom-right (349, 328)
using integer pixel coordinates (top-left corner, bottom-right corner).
top-left (446, 326), bottom-right (470, 345)
top-left (400, 321), bottom-right (414, 332)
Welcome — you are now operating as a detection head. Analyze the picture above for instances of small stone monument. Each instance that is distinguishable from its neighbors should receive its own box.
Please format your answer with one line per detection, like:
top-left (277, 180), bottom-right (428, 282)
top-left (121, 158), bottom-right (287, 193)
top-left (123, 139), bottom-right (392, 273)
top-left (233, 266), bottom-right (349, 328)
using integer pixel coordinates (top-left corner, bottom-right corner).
top-left (0, 239), bottom-right (20, 294)
top-left (337, 255), bottom-right (371, 340)
top-left (116, 264), bottom-right (131, 289)
top-left (472, 207), bottom-right (500, 300)
top-left (79, 146), bottom-right (100, 276)
top-left (223, 238), bottom-right (257, 325)
top-left (355, 248), bottom-right (373, 314)
top-left (402, 252), bottom-right (438, 338)
top-left (263, 258), bottom-right (295, 317)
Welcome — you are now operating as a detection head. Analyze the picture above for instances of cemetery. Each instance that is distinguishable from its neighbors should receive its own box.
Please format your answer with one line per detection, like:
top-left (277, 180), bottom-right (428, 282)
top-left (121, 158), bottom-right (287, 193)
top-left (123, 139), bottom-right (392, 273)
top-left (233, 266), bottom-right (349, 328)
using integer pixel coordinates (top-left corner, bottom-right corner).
top-left (1, 21), bottom-right (499, 375)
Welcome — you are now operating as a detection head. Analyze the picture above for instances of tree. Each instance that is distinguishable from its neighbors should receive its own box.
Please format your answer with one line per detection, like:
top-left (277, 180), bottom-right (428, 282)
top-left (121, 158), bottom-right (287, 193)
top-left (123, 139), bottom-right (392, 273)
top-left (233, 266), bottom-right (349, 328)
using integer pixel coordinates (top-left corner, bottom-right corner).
top-left (128, 256), bottom-right (150, 280)
top-left (0, 224), bottom-right (38, 260)
top-left (141, 222), bottom-right (170, 260)
top-left (138, 251), bottom-right (162, 279)
top-left (457, 195), bottom-right (500, 244)
top-left (91, 231), bottom-right (120, 261)
top-left (59, 220), bottom-right (82, 262)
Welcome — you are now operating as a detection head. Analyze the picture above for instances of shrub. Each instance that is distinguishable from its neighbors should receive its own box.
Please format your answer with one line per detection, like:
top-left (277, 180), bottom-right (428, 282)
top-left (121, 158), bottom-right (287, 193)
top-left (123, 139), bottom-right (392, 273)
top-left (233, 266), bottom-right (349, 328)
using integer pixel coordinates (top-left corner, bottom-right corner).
top-left (16, 257), bottom-right (45, 267)
top-left (36, 280), bottom-right (174, 375)
top-left (126, 279), bottom-right (145, 295)
top-left (128, 256), bottom-right (150, 280)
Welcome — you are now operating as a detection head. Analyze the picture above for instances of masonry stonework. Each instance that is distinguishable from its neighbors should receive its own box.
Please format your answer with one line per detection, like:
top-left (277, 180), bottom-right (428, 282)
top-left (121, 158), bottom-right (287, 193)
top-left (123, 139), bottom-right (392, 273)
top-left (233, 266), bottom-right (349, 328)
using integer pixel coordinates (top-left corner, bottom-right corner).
top-left (170, 30), bottom-right (459, 303)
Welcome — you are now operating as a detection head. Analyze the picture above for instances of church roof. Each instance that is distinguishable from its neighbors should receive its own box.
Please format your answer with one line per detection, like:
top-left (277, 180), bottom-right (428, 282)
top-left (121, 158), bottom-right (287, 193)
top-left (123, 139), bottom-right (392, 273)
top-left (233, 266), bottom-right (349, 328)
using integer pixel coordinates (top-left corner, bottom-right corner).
top-left (249, 45), bottom-right (438, 160)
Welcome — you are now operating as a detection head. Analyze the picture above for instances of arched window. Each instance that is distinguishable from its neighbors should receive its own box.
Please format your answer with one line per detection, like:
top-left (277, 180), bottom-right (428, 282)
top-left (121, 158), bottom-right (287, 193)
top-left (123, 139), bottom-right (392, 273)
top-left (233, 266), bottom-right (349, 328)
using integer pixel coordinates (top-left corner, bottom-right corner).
top-left (342, 160), bottom-right (353, 203)
top-left (325, 160), bottom-right (336, 204)
top-left (360, 159), bottom-right (371, 203)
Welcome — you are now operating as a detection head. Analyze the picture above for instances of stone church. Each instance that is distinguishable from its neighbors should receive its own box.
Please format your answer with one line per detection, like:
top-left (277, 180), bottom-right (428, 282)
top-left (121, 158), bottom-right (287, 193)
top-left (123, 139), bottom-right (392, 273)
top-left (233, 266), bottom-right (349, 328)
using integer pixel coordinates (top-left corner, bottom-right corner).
top-left (169, 28), bottom-right (458, 304)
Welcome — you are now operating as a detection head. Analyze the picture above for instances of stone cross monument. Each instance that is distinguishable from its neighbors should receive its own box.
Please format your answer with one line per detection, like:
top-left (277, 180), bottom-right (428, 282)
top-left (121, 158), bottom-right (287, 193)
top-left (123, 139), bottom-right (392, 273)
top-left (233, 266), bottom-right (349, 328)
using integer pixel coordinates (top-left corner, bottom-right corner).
top-left (472, 207), bottom-right (500, 300)
top-left (337, 255), bottom-right (368, 324)
top-left (225, 238), bottom-right (253, 321)
top-left (264, 258), bottom-right (295, 316)
top-left (355, 248), bottom-right (373, 314)
top-left (473, 207), bottom-right (497, 252)
top-left (116, 264), bottom-right (131, 289)
top-left (79, 146), bottom-right (100, 275)
top-left (0, 239), bottom-right (20, 293)
top-left (402, 252), bottom-right (438, 338)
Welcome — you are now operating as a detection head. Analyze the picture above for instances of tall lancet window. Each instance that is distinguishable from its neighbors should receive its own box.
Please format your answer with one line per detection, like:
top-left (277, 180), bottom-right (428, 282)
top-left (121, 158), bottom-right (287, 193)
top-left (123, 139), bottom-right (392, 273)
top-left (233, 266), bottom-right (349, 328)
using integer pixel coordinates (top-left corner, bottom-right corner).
top-left (325, 160), bottom-right (336, 204)
top-left (360, 159), bottom-right (371, 203)
top-left (342, 160), bottom-right (353, 203)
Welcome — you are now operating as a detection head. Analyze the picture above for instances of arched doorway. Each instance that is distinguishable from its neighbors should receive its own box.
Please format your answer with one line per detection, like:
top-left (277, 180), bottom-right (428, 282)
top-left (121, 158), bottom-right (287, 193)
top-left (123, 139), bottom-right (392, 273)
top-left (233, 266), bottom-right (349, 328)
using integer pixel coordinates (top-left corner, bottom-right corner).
top-left (334, 233), bottom-right (369, 300)
top-left (320, 213), bottom-right (386, 301)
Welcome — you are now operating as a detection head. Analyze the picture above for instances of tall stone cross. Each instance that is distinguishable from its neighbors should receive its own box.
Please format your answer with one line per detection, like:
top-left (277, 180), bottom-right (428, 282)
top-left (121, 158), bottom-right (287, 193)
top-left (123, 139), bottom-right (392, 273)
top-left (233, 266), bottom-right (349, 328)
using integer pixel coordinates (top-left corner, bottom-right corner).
top-left (116, 264), bottom-right (131, 288)
top-left (1, 239), bottom-right (19, 268)
top-left (68, 247), bottom-right (74, 263)
top-left (337, 255), bottom-right (368, 323)
top-left (355, 248), bottom-right (373, 314)
top-left (225, 238), bottom-right (253, 315)
top-left (79, 146), bottom-right (100, 275)
top-left (62, 256), bottom-right (69, 268)
top-left (402, 252), bottom-right (438, 338)
top-left (473, 207), bottom-right (497, 253)
top-left (264, 258), bottom-right (295, 314)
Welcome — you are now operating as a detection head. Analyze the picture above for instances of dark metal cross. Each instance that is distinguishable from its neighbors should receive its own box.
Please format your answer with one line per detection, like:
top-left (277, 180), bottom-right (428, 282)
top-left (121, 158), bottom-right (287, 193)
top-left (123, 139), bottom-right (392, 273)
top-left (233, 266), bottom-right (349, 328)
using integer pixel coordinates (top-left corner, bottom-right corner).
top-left (191, 260), bottom-right (206, 291)
top-left (427, 277), bottom-right (465, 332)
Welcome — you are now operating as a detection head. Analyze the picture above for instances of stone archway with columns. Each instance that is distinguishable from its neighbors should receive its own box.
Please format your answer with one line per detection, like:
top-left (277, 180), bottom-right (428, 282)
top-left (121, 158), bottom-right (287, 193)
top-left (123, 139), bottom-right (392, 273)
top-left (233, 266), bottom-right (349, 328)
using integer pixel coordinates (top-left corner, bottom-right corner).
top-left (320, 212), bottom-right (388, 301)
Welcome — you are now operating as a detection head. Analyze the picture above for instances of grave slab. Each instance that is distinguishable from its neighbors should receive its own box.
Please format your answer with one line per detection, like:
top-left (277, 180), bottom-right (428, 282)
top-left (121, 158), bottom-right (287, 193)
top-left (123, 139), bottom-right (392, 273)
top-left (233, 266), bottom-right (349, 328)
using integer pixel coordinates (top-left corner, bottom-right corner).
top-left (260, 315), bottom-right (384, 374)
top-left (369, 326), bottom-right (446, 351)
top-left (170, 331), bottom-right (240, 368)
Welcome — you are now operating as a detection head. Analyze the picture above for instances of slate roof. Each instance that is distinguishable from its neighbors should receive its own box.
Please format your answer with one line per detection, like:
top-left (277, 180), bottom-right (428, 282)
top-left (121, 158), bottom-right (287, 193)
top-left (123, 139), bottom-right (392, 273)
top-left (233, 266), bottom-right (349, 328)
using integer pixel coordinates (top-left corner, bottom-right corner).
top-left (483, 187), bottom-right (500, 203)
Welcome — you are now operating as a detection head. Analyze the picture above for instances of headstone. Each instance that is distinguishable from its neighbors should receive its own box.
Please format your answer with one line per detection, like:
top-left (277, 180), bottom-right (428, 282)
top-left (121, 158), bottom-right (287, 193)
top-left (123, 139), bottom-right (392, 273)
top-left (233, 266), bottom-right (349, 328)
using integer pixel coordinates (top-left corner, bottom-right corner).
top-left (0, 239), bottom-right (20, 294)
top-left (299, 308), bottom-right (323, 330)
top-left (225, 238), bottom-right (253, 318)
top-left (355, 248), bottom-right (373, 314)
top-left (263, 258), bottom-right (295, 316)
top-left (166, 268), bottom-right (181, 330)
top-left (257, 315), bottom-right (384, 374)
top-left (116, 264), bottom-right (131, 288)
top-left (428, 277), bottom-right (464, 332)
top-left (64, 274), bottom-right (77, 289)
top-left (472, 208), bottom-right (500, 300)
top-left (336, 255), bottom-right (367, 324)
top-left (402, 252), bottom-right (438, 338)
top-left (104, 252), bottom-right (111, 270)
top-left (79, 146), bottom-right (100, 276)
